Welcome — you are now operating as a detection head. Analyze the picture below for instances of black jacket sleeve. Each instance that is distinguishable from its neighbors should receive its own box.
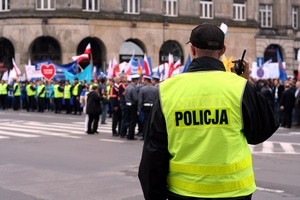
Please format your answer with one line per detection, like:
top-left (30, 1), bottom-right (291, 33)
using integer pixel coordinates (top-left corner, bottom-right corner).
top-left (138, 90), bottom-right (169, 200)
top-left (13, 85), bottom-right (18, 94)
top-left (242, 82), bottom-right (279, 145)
top-left (39, 87), bottom-right (45, 96)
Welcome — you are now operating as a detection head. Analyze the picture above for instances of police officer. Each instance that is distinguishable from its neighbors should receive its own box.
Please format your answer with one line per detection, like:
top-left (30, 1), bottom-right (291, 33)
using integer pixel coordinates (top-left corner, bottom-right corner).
top-left (13, 79), bottom-right (21, 110)
top-left (72, 78), bottom-right (82, 115)
top-left (64, 80), bottom-right (72, 114)
top-left (54, 81), bottom-right (64, 114)
top-left (26, 80), bottom-right (36, 112)
top-left (0, 80), bottom-right (9, 110)
top-left (37, 80), bottom-right (46, 112)
top-left (139, 23), bottom-right (279, 200)
top-left (151, 74), bottom-right (160, 87)
top-left (125, 74), bottom-right (140, 140)
top-left (138, 76), bottom-right (157, 140)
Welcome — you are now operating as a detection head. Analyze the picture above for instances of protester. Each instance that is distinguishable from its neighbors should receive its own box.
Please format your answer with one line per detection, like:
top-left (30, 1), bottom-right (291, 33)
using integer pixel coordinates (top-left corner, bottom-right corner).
top-left (86, 85), bottom-right (102, 134)
top-left (110, 76), bottom-right (121, 136)
top-left (280, 81), bottom-right (295, 128)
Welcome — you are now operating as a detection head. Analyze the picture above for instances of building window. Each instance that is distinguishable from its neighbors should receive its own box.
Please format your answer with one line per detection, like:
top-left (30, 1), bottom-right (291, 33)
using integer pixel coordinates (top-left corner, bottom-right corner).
top-left (259, 4), bottom-right (272, 28)
top-left (0, 0), bottom-right (10, 11)
top-left (200, 0), bottom-right (213, 19)
top-left (233, 1), bottom-right (246, 21)
top-left (83, 0), bottom-right (99, 12)
top-left (163, 0), bottom-right (178, 17)
top-left (292, 6), bottom-right (298, 29)
top-left (124, 0), bottom-right (139, 14)
top-left (36, 0), bottom-right (56, 10)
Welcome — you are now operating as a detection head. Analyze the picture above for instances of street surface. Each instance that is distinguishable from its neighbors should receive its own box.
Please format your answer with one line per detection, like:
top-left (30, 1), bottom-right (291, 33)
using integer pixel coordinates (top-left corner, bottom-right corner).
top-left (0, 110), bottom-right (299, 200)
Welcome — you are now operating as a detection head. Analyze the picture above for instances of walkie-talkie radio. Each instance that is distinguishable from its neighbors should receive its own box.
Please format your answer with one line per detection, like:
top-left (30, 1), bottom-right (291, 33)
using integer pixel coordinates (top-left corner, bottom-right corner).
top-left (234, 49), bottom-right (247, 75)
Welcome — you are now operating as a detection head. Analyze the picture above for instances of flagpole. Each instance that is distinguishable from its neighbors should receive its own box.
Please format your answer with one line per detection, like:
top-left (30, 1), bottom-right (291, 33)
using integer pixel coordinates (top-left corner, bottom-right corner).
top-left (90, 52), bottom-right (94, 79)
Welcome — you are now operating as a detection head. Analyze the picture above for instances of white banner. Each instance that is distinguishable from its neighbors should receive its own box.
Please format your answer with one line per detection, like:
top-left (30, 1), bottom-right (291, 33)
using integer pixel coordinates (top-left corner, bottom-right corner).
top-left (251, 62), bottom-right (285, 80)
top-left (25, 64), bottom-right (43, 80)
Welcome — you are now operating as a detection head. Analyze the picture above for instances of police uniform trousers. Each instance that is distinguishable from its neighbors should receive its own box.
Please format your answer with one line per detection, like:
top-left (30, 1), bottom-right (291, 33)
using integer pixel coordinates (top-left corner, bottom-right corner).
top-left (13, 96), bottom-right (20, 110)
top-left (55, 97), bottom-right (62, 113)
top-left (167, 192), bottom-right (252, 200)
top-left (127, 104), bottom-right (138, 139)
top-left (27, 95), bottom-right (35, 111)
top-left (65, 98), bottom-right (71, 114)
top-left (73, 96), bottom-right (81, 114)
top-left (120, 103), bottom-right (128, 136)
top-left (38, 97), bottom-right (45, 112)
top-left (0, 94), bottom-right (7, 110)
top-left (112, 106), bottom-right (121, 135)
top-left (141, 106), bottom-right (152, 139)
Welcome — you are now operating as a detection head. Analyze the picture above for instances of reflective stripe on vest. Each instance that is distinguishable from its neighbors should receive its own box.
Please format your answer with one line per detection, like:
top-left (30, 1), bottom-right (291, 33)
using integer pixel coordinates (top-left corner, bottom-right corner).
top-left (26, 84), bottom-right (35, 96)
top-left (0, 83), bottom-right (8, 95)
top-left (14, 83), bottom-right (21, 96)
top-left (72, 83), bottom-right (80, 96)
top-left (64, 85), bottom-right (71, 99)
top-left (159, 71), bottom-right (255, 198)
top-left (54, 84), bottom-right (63, 98)
top-left (38, 85), bottom-right (46, 98)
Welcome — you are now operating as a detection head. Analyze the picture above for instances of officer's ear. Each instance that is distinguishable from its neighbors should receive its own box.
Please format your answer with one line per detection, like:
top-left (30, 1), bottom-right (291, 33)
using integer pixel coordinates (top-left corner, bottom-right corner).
top-left (219, 44), bottom-right (226, 57)
top-left (190, 44), bottom-right (196, 59)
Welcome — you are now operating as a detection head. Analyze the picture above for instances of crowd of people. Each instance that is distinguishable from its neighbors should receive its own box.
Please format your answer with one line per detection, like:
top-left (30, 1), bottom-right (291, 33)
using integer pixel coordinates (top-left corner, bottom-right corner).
top-left (0, 73), bottom-right (161, 140)
top-left (249, 76), bottom-right (300, 128)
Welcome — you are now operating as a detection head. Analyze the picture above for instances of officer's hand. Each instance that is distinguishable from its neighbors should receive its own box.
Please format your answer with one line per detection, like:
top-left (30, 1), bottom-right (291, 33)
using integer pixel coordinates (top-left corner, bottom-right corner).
top-left (114, 107), bottom-right (118, 111)
top-left (231, 58), bottom-right (250, 80)
top-left (137, 111), bottom-right (140, 116)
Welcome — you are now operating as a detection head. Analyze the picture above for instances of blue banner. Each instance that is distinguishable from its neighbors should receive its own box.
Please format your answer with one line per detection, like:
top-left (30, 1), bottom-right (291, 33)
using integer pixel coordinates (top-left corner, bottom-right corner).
top-left (35, 60), bottom-right (78, 82)
top-left (64, 64), bottom-right (92, 84)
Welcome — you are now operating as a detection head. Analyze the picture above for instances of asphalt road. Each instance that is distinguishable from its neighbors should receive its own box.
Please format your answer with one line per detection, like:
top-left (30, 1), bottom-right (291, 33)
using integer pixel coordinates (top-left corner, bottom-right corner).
top-left (0, 110), bottom-right (299, 200)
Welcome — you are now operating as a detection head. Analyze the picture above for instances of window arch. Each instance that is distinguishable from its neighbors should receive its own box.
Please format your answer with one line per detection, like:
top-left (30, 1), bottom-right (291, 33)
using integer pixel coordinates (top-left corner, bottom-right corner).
top-left (264, 44), bottom-right (283, 62)
top-left (77, 37), bottom-right (106, 69)
top-left (159, 40), bottom-right (183, 64)
top-left (119, 39), bottom-right (145, 62)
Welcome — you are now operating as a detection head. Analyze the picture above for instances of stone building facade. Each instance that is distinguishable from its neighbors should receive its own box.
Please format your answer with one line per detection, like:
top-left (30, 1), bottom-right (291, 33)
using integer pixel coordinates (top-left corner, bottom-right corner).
top-left (0, 0), bottom-right (299, 76)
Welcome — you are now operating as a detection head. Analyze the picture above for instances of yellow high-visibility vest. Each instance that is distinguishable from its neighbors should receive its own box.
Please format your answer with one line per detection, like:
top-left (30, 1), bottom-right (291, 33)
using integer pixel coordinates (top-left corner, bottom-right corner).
top-left (72, 82), bottom-right (81, 96)
top-left (54, 84), bottom-right (63, 98)
top-left (160, 71), bottom-right (255, 198)
top-left (38, 84), bottom-right (45, 98)
top-left (13, 83), bottom-right (21, 96)
top-left (26, 84), bottom-right (36, 96)
top-left (0, 83), bottom-right (8, 95)
top-left (64, 85), bottom-right (71, 99)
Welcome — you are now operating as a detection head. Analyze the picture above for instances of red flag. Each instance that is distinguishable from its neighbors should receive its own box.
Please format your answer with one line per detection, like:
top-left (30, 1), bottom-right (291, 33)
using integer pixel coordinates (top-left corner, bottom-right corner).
top-left (84, 43), bottom-right (91, 54)
top-left (143, 54), bottom-right (150, 76)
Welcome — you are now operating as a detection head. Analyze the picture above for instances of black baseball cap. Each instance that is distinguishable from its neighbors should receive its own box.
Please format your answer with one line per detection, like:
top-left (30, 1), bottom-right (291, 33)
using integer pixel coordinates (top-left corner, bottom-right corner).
top-left (188, 23), bottom-right (224, 50)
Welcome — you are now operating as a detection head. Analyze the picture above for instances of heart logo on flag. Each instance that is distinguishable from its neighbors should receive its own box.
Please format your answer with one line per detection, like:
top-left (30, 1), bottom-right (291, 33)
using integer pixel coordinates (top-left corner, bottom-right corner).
top-left (41, 64), bottom-right (56, 80)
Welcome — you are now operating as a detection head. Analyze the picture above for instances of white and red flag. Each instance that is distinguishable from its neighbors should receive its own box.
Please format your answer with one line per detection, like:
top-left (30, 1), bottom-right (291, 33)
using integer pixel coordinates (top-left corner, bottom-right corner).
top-left (84, 43), bottom-right (92, 54)
top-left (72, 54), bottom-right (89, 63)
